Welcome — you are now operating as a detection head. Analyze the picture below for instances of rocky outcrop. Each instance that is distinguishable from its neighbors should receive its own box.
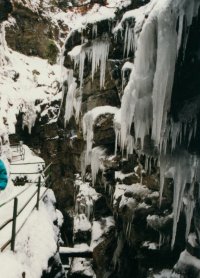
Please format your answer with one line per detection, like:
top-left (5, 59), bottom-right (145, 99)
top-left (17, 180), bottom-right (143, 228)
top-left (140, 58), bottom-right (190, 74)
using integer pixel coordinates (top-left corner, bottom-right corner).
top-left (0, 0), bottom-right (12, 22)
top-left (5, 3), bottom-right (59, 64)
top-left (57, 0), bottom-right (200, 276)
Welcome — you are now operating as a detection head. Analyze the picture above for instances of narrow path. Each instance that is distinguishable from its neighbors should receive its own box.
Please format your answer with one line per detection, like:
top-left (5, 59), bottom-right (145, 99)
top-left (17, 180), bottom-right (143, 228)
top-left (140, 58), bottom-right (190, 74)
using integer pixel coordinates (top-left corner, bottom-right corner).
top-left (0, 144), bottom-right (47, 251)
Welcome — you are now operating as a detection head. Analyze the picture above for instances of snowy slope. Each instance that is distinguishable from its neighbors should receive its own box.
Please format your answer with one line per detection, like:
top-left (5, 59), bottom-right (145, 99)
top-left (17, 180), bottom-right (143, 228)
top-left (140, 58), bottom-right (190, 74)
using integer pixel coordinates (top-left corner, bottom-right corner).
top-left (0, 20), bottom-right (61, 135)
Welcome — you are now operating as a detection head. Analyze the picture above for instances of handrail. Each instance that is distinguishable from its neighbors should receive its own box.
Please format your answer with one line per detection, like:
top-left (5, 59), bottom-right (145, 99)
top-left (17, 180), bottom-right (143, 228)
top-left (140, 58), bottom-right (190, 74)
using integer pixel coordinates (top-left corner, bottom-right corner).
top-left (43, 162), bottom-right (53, 174)
top-left (0, 162), bottom-right (53, 252)
top-left (0, 184), bottom-right (34, 208)
top-left (17, 188), bottom-right (38, 217)
top-left (0, 162), bottom-right (52, 208)
top-left (10, 172), bottom-right (43, 175)
top-left (11, 162), bottom-right (45, 166)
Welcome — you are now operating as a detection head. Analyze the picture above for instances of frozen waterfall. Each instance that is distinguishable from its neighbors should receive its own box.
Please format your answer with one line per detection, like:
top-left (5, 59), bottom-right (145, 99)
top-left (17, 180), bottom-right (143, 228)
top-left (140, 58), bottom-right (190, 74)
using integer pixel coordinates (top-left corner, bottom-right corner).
top-left (116, 0), bottom-right (200, 248)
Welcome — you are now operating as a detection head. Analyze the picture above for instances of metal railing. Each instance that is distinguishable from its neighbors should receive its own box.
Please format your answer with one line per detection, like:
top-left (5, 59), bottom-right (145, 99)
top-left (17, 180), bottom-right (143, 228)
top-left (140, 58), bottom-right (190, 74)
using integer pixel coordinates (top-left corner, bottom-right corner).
top-left (10, 142), bottom-right (25, 161)
top-left (10, 161), bottom-right (46, 185)
top-left (0, 162), bottom-right (53, 252)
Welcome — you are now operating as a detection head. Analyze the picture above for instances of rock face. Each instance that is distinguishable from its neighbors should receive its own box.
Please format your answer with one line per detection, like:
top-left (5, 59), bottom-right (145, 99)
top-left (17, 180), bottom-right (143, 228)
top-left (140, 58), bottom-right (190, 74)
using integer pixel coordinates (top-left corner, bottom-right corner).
top-left (58, 0), bottom-right (200, 276)
top-left (4, 0), bottom-right (200, 277)
top-left (0, 0), bottom-right (12, 22)
top-left (5, 4), bottom-right (59, 64)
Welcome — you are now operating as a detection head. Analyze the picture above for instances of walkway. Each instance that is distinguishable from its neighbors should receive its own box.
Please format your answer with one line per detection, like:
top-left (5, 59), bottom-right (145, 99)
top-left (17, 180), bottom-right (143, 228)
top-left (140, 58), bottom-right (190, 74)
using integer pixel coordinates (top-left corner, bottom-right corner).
top-left (0, 143), bottom-right (51, 251)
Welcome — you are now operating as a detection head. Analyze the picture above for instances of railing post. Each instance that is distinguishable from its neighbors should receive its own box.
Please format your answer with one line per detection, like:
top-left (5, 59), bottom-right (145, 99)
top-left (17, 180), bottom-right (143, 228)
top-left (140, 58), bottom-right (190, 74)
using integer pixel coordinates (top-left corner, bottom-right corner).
top-left (11, 197), bottom-right (18, 252)
top-left (36, 176), bottom-right (41, 210)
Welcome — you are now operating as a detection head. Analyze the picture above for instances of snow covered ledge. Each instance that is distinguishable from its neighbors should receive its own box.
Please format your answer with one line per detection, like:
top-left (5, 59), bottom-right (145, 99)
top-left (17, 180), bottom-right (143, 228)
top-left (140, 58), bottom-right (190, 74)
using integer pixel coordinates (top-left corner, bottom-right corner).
top-left (0, 190), bottom-right (63, 278)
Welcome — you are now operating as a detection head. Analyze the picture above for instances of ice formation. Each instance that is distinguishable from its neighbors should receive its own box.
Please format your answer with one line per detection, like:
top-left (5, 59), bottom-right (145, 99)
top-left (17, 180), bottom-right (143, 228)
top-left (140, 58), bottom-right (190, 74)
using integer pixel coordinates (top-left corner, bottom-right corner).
top-left (22, 102), bottom-right (38, 134)
top-left (113, 0), bottom-right (200, 248)
top-left (124, 23), bottom-right (135, 57)
top-left (69, 39), bottom-right (110, 89)
top-left (119, 0), bottom-right (200, 153)
top-left (82, 106), bottom-right (118, 175)
top-left (74, 176), bottom-right (100, 219)
top-left (64, 39), bottom-right (110, 124)
top-left (91, 147), bottom-right (106, 186)
top-left (63, 69), bottom-right (79, 124)
top-left (159, 151), bottom-right (200, 248)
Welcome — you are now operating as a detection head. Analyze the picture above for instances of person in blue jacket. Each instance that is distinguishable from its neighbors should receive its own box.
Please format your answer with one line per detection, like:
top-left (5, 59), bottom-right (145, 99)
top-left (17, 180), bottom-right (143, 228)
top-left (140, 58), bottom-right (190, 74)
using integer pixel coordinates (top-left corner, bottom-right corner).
top-left (0, 159), bottom-right (8, 190)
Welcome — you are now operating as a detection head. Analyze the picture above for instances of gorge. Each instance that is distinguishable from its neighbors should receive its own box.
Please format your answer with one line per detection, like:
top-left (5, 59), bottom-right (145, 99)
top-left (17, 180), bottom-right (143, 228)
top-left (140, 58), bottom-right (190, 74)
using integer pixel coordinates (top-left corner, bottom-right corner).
top-left (1, 0), bottom-right (200, 277)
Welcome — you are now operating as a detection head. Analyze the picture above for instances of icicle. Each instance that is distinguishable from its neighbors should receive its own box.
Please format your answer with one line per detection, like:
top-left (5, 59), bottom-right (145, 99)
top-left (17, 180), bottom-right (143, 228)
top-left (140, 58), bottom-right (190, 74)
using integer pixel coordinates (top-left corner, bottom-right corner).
top-left (184, 182), bottom-right (195, 240)
top-left (112, 234), bottom-right (124, 269)
top-left (114, 129), bottom-right (120, 156)
top-left (86, 197), bottom-right (93, 220)
top-left (114, 109), bottom-right (121, 155)
top-left (91, 147), bottom-right (105, 186)
top-left (92, 24), bottom-right (98, 38)
top-left (83, 106), bottom-right (118, 174)
top-left (64, 70), bottom-right (78, 124)
top-left (120, 0), bottom-right (199, 153)
top-left (159, 151), bottom-right (199, 248)
top-left (121, 10), bottom-right (157, 152)
top-left (122, 62), bottom-right (134, 92)
top-left (66, 39), bottom-right (110, 122)
top-left (170, 121), bottom-right (182, 152)
top-left (126, 135), bottom-right (135, 157)
top-left (91, 40), bottom-right (110, 89)
top-left (151, 5), bottom-right (177, 146)
top-left (83, 111), bottom-right (94, 169)
top-left (0, 22), bottom-right (10, 67)
top-left (22, 102), bottom-right (37, 134)
top-left (69, 39), bottom-right (110, 90)
top-left (124, 22), bottom-right (135, 57)
top-left (177, 13), bottom-right (184, 55)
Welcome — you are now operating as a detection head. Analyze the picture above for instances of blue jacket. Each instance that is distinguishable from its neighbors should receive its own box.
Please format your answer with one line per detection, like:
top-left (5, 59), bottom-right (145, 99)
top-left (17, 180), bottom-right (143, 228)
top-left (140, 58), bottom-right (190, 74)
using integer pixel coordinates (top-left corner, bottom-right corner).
top-left (0, 160), bottom-right (8, 190)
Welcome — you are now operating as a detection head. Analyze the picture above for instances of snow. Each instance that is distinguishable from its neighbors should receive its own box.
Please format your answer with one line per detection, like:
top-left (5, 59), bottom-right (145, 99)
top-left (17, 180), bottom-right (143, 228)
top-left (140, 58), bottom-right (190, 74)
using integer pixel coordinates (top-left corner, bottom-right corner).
top-left (53, 1), bottom-right (128, 33)
top-left (10, 144), bottom-right (45, 184)
top-left (75, 176), bottom-right (100, 220)
top-left (0, 145), bottom-right (49, 251)
top-left (60, 244), bottom-right (91, 254)
top-left (0, 142), bottom-right (62, 278)
top-left (107, 0), bottom-right (131, 9)
top-left (0, 21), bottom-right (61, 135)
top-left (113, 182), bottom-right (150, 207)
top-left (153, 269), bottom-right (180, 278)
top-left (175, 250), bottom-right (200, 276)
top-left (142, 241), bottom-right (158, 250)
top-left (74, 213), bottom-right (92, 233)
top-left (122, 61), bottom-right (134, 71)
top-left (70, 257), bottom-right (95, 277)
top-left (115, 171), bottom-right (133, 180)
top-left (0, 190), bottom-right (60, 278)
top-left (113, 183), bottom-right (127, 206)
top-left (90, 216), bottom-right (115, 248)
